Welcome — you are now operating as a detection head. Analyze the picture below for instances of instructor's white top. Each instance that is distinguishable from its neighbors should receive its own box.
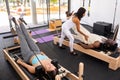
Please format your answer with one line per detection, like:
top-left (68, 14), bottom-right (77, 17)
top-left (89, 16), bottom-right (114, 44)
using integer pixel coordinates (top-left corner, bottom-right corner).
top-left (62, 17), bottom-right (76, 30)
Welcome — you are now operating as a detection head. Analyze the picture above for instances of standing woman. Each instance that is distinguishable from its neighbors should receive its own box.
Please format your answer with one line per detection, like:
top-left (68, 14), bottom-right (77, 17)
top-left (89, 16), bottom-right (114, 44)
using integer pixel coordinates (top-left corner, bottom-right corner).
top-left (59, 7), bottom-right (88, 55)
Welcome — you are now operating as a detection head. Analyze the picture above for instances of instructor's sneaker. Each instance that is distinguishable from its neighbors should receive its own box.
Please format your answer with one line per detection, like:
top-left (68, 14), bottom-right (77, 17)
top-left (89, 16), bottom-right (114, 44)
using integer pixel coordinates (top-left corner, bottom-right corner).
top-left (57, 42), bottom-right (66, 49)
top-left (70, 51), bottom-right (78, 56)
top-left (59, 46), bottom-right (66, 49)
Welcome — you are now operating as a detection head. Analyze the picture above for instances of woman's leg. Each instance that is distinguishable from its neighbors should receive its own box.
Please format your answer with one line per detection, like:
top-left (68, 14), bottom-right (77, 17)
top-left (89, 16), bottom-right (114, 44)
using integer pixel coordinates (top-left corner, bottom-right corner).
top-left (19, 22), bottom-right (40, 53)
top-left (59, 30), bottom-right (65, 47)
top-left (12, 19), bottom-right (33, 62)
top-left (78, 42), bottom-right (94, 49)
top-left (65, 31), bottom-right (74, 52)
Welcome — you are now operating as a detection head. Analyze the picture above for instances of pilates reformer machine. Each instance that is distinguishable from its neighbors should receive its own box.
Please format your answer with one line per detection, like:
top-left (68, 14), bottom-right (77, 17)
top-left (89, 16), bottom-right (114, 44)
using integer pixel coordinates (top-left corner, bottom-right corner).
top-left (2, 45), bottom-right (84, 80)
top-left (53, 25), bottom-right (120, 70)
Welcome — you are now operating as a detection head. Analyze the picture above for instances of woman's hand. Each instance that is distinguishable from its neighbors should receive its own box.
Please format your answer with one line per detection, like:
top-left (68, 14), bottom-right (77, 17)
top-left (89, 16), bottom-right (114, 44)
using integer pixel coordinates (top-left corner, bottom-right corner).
top-left (55, 75), bottom-right (61, 80)
top-left (84, 35), bottom-right (89, 41)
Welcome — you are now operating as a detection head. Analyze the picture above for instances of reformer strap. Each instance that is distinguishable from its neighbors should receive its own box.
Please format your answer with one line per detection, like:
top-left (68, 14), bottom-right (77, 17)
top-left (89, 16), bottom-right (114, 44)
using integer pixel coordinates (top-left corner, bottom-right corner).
top-left (3, 34), bottom-right (17, 39)
top-left (83, 0), bottom-right (85, 7)
top-left (88, 0), bottom-right (91, 17)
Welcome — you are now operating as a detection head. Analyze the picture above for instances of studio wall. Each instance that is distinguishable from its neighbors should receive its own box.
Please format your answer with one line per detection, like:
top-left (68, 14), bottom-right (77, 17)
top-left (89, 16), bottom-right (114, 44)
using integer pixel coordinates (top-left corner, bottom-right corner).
top-left (71, 0), bottom-right (120, 47)
top-left (70, 0), bottom-right (120, 28)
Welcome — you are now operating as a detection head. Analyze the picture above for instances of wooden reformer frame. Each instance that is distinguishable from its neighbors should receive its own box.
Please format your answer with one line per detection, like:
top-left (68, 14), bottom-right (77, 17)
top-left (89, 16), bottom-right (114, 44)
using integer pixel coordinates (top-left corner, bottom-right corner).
top-left (53, 36), bottom-right (120, 70)
top-left (3, 45), bottom-right (84, 80)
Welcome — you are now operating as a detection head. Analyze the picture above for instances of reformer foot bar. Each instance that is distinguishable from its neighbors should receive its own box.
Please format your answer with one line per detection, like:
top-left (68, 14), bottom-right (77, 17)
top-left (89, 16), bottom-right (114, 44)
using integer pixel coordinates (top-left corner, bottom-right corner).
top-left (3, 45), bottom-right (84, 80)
top-left (53, 36), bottom-right (120, 70)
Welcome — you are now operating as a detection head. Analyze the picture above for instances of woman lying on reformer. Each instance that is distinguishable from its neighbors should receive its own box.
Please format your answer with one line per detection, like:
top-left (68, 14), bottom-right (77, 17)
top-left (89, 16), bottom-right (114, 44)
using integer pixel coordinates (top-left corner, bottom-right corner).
top-left (72, 25), bottom-right (118, 52)
top-left (10, 17), bottom-right (61, 80)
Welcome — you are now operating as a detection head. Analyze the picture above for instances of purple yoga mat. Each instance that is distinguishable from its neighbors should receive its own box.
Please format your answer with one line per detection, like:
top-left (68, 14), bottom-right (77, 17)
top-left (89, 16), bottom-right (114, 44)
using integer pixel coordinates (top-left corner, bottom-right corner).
top-left (35, 34), bottom-right (54, 43)
top-left (31, 29), bottom-right (49, 35)
top-left (36, 38), bottom-right (45, 43)
top-left (42, 35), bottom-right (54, 42)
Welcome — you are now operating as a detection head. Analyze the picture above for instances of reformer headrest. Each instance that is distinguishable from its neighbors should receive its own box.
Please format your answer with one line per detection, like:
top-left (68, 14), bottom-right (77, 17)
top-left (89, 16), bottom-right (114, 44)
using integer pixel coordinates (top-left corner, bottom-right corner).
top-left (105, 39), bottom-right (118, 51)
top-left (35, 65), bottom-right (45, 76)
top-left (51, 59), bottom-right (60, 76)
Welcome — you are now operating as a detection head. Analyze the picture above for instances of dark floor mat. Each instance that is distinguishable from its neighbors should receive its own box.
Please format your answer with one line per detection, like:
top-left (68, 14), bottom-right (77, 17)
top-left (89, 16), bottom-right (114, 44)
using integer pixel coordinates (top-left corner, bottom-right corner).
top-left (36, 40), bottom-right (120, 80)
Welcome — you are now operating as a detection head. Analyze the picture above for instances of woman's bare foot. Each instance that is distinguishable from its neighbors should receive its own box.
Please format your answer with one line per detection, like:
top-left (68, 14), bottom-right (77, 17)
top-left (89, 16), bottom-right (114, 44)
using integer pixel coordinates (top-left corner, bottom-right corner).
top-left (18, 19), bottom-right (22, 24)
top-left (16, 58), bottom-right (24, 64)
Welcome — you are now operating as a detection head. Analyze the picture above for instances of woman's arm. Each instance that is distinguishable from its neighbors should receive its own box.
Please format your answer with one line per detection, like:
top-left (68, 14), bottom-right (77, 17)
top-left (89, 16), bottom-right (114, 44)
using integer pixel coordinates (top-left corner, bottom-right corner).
top-left (78, 42), bottom-right (94, 49)
top-left (55, 75), bottom-right (61, 80)
top-left (17, 59), bottom-right (36, 74)
top-left (73, 17), bottom-right (89, 41)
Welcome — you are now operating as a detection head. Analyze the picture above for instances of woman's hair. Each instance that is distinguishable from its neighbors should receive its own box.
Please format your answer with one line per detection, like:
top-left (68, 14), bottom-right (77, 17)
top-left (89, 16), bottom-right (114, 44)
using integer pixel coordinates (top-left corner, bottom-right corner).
top-left (74, 7), bottom-right (86, 20)
top-left (47, 59), bottom-right (58, 79)
top-left (47, 70), bottom-right (57, 80)
top-left (105, 39), bottom-right (118, 51)
top-left (66, 11), bottom-right (73, 17)
top-left (99, 39), bottom-right (118, 52)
